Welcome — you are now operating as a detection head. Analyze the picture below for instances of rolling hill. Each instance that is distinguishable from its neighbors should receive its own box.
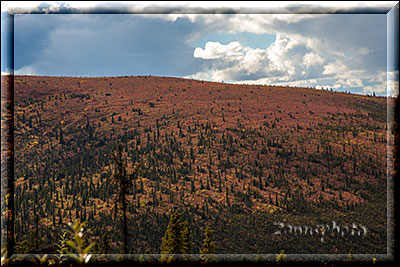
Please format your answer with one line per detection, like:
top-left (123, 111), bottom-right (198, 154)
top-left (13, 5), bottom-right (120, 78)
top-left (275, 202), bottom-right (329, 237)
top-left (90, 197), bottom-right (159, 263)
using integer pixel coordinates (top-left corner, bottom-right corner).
top-left (1, 74), bottom-right (395, 255)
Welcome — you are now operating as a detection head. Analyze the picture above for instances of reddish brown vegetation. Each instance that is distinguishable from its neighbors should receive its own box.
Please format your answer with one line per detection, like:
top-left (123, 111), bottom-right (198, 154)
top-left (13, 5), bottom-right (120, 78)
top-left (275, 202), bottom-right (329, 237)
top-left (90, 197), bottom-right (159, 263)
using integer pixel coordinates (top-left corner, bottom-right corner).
top-left (1, 74), bottom-right (393, 254)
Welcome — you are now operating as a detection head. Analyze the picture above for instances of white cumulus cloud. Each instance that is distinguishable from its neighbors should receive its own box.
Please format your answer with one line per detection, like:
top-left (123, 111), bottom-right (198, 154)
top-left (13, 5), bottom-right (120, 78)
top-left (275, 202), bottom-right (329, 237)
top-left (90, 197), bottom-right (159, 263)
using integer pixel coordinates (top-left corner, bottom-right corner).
top-left (337, 78), bottom-right (363, 88)
top-left (194, 41), bottom-right (245, 60)
top-left (302, 52), bottom-right (324, 68)
top-left (322, 61), bottom-right (349, 76)
top-left (364, 70), bottom-right (399, 96)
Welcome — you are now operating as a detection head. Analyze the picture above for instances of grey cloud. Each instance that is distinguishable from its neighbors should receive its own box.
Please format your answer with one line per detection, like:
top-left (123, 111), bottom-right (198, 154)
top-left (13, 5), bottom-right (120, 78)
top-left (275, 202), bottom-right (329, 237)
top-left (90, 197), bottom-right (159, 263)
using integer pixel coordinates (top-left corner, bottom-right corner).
top-left (15, 14), bottom-right (207, 77)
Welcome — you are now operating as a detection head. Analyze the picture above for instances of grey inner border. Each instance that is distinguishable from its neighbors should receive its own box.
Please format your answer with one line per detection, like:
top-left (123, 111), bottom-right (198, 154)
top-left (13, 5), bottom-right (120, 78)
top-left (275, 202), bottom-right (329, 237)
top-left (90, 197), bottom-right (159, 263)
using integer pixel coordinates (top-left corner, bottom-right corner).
top-left (3, 2), bottom-right (397, 15)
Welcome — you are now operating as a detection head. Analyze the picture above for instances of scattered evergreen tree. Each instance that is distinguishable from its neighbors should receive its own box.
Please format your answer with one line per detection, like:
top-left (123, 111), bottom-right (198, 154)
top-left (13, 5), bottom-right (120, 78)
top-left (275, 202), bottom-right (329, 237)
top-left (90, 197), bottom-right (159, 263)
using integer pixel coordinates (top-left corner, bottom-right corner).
top-left (181, 220), bottom-right (194, 260)
top-left (111, 144), bottom-right (141, 254)
top-left (200, 226), bottom-right (216, 263)
top-left (160, 212), bottom-right (193, 262)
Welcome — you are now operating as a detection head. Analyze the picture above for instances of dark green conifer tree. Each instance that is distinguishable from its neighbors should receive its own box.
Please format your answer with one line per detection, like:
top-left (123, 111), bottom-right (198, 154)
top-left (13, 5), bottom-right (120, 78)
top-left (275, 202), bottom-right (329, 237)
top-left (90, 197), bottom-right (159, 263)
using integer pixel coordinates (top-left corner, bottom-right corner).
top-left (59, 126), bottom-right (64, 145)
top-left (111, 144), bottom-right (141, 254)
top-left (181, 220), bottom-right (194, 260)
top-left (200, 226), bottom-right (216, 263)
top-left (160, 212), bottom-right (183, 262)
top-left (191, 179), bottom-right (196, 194)
top-left (160, 212), bottom-right (193, 262)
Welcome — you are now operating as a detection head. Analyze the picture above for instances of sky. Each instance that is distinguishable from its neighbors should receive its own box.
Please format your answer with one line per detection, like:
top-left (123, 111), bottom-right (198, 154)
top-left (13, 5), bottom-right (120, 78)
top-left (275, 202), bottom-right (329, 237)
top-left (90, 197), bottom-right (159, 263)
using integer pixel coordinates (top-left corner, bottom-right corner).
top-left (1, 1), bottom-right (399, 96)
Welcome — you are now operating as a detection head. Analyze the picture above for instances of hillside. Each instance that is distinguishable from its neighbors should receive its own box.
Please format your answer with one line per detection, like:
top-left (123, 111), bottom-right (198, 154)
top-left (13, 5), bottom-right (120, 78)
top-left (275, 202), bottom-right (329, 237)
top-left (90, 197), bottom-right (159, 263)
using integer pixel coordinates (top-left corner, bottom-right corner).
top-left (2, 75), bottom-right (395, 255)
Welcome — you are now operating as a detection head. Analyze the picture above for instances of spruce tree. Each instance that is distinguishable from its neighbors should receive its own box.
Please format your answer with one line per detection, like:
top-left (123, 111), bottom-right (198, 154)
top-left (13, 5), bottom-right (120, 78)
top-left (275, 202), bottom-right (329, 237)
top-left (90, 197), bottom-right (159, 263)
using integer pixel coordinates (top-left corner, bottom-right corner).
top-left (181, 220), bottom-right (193, 254)
top-left (59, 126), bottom-right (64, 145)
top-left (200, 226), bottom-right (216, 263)
top-left (96, 233), bottom-right (110, 254)
top-left (160, 212), bottom-right (193, 262)
top-left (191, 179), bottom-right (196, 194)
top-left (160, 212), bottom-right (183, 262)
top-left (111, 144), bottom-right (140, 254)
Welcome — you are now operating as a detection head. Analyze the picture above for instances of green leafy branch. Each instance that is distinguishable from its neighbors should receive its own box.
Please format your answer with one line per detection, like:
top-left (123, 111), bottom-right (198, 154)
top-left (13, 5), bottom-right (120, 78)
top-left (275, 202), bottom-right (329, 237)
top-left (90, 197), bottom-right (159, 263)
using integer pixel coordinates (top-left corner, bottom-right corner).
top-left (64, 220), bottom-right (96, 265)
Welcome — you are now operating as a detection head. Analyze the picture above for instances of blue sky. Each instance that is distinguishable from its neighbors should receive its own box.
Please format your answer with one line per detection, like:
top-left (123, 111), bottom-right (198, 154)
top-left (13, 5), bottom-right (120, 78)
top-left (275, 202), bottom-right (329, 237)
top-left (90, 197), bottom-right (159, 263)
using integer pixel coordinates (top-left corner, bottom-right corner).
top-left (1, 2), bottom-right (399, 96)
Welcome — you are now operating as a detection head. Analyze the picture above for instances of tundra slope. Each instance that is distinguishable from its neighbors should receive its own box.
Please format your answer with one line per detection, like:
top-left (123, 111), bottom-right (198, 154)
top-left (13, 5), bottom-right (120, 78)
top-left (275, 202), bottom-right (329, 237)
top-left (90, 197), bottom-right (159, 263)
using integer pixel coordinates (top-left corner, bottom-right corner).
top-left (3, 75), bottom-right (394, 254)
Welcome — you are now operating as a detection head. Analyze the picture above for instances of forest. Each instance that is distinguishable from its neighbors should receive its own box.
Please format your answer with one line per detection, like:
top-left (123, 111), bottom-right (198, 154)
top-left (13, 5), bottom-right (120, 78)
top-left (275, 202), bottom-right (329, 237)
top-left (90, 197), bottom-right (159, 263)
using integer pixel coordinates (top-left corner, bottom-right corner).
top-left (1, 74), bottom-right (396, 265)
